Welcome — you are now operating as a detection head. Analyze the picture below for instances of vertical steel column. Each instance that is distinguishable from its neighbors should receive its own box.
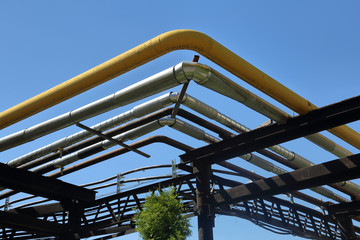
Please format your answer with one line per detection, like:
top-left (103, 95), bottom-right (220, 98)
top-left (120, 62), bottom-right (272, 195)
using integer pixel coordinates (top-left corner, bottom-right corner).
top-left (59, 200), bottom-right (82, 240)
top-left (194, 160), bottom-right (214, 240)
top-left (336, 215), bottom-right (357, 240)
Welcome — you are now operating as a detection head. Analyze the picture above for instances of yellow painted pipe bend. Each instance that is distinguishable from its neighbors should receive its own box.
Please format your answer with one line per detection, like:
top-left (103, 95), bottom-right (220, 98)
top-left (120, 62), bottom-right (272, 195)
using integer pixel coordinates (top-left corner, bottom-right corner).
top-left (1, 29), bottom-right (360, 149)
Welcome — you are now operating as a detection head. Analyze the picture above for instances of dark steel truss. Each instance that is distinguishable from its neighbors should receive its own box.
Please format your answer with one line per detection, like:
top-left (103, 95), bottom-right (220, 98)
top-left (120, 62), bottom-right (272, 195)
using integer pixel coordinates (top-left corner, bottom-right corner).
top-left (0, 172), bottom-right (347, 240)
top-left (1, 93), bottom-right (360, 239)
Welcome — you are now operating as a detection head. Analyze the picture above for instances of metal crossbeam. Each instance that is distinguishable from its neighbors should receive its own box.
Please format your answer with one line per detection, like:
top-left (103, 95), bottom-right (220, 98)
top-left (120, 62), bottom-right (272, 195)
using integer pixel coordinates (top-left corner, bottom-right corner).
top-left (180, 94), bottom-right (360, 164)
top-left (0, 162), bottom-right (95, 202)
top-left (0, 210), bottom-right (65, 236)
top-left (213, 153), bottom-right (360, 204)
top-left (76, 122), bottom-right (150, 158)
top-left (5, 172), bottom-right (348, 240)
top-left (328, 200), bottom-right (360, 216)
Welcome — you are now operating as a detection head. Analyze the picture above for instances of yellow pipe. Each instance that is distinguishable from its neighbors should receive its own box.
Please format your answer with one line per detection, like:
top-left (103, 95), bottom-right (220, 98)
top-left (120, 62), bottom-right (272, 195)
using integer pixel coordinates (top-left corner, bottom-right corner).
top-left (1, 29), bottom-right (360, 149)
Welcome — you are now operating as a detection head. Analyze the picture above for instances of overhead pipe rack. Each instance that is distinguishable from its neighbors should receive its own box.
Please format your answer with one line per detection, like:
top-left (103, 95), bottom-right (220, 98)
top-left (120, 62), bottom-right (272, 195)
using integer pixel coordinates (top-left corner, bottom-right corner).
top-left (0, 29), bottom-right (359, 150)
top-left (2, 30), bottom-right (360, 240)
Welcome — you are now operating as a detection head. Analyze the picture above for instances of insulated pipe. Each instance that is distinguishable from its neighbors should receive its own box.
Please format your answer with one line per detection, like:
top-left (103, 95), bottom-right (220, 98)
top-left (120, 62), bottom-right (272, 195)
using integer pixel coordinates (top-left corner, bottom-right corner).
top-left (1, 30), bottom-right (359, 151)
top-left (7, 90), bottom-right (359, 194)
top-left (0, 135), bottom-right (334, 210)
top-left (32, 121), bottom-right (163, 174)
top-left (19, 108), bottom-right (174, 170)
top-left (5, 85), bottom-right (347, 169)
top-left (4, 62), bottom-right (351, 164)
top-left (0, 66), bottom-right (187, 152)
top-left (176, 61), bottom-right (352, 158)
top-left (7, 85), bottom-right (359, 194)
top-left (198, 124), bottom-right (347, 203)
top-left (30, 116), bottom-right (347, 203)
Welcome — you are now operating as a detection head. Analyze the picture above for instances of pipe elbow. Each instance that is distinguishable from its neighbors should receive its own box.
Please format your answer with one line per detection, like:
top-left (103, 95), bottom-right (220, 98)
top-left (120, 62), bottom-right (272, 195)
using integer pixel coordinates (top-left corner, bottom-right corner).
top-left (158, 117), bottom-right (176, 127)
top-left (155, 29), bottom-right (214, 54)
top-left (174, 61), bottom-right (212, 84)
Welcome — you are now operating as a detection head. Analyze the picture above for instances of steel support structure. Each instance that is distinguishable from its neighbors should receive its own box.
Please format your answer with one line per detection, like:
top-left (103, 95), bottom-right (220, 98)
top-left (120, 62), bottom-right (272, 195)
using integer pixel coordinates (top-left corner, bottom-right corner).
top-left (0, 162), bottom-right (95, 203)
top-left (2, 94), bottom-right (360, 239)
top-left (194, 160), bottom-right (214, 240)
top-left (0, 210), bottom-right (65, 238)
top-left (1, 171), bottom-right (347, 240)
top-left (180, 95), bottom-right (360, 164)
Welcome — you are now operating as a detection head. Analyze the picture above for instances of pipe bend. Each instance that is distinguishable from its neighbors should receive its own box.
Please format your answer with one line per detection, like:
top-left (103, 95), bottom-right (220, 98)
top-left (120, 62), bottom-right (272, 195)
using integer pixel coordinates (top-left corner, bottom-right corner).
top-left (173, 61), bottom-right (212, 84)
top-left (158, 117), bottom-right (176, 127)
top-left (1, 29), bottom-right (360, 151)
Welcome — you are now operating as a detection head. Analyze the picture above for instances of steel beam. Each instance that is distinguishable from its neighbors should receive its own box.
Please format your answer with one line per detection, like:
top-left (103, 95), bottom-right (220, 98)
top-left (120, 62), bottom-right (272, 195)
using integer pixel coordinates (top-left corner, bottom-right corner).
top-left (0, 162), bottom-right (95, 202)
top-left (213, 153), bottom-right (360, 205)
top-left (0, 210), bottom-right (64, 236)
top-left (180, 94), bottom-right (360, 164)
top-left (328, 200), bottom-right (360, 216)
top-left (9, 202), bottom-right (64, 217)
top-left (194, 161), bottom-right (214, 240)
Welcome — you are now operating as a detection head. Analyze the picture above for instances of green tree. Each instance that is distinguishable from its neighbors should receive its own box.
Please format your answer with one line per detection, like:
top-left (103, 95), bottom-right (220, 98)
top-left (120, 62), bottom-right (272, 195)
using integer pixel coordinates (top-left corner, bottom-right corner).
top-left (133, 187), bottom-right (191, 240)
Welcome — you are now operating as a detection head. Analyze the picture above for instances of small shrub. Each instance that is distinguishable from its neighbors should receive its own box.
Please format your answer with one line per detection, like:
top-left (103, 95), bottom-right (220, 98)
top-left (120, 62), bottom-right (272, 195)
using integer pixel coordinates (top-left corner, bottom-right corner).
top-left (133, 187), bottom-right (191, 240)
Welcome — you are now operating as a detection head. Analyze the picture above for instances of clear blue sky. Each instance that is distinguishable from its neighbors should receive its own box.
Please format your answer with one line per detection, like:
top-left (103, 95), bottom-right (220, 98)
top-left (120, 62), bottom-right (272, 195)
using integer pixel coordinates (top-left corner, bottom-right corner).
top-left (1, 1), bottom-right (360, 239)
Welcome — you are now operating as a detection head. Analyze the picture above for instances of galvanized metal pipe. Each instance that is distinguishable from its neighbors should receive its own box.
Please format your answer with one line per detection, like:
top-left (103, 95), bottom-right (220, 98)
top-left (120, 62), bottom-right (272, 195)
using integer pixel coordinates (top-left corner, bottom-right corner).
top-left (18, 108), bottom-right (174, 170)
top-left (198, 124), bottom-right (347, 203)
top-left (7, 86), bottom-right (359, 193)
top-left (32, 115), bottom-right (348, 203)
top-left (0, 58), bottom-right (359, 197)
top-left (32, 121), bottom-right (163, 174)
top-left (4, 62), bottom-right (352, 167)
top-left (0, 66), bottom-right (188, 152)
top-left (0, 135), bottom-right (331, 209)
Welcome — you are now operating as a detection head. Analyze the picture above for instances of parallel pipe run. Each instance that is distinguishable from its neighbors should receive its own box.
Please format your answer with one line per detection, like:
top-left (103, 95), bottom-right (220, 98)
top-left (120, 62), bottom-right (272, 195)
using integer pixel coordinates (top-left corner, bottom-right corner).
top-left (4, 62), bottom-right (352, 169)
top-left (1, 135), bottom-right (325, 211)
top-left (1, 30), bottom-right (359, 150)
top-left (26, 113), bottom-right (347, 203)
top-left (4, 62), bottom-right (351, 165)
top-left (19, 108), bottom-right (174, 170)
top-left (7, 85), bottom-right (359, 193)
top-left (0, 66), bottom-right (186, 152)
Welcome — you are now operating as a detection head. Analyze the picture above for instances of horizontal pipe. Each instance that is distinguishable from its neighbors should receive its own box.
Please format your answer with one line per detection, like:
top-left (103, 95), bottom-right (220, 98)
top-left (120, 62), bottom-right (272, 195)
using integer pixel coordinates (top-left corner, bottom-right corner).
top-left (5, 62), bottom-right (352, 169)
top-left (8, 88), bottom-right (358, 194)
top-left (0, 66), bottom-right (185, 152)
top-left (2, 135), bottom-right (325, 210)
top-left (7, 86), bottom-right (359, 197)
top-left (19, 108), bottom-right (174, 170)
top-left (32, 121), bottom-right (163, 174)
top-left (177, 108), bottom-right (358, 199)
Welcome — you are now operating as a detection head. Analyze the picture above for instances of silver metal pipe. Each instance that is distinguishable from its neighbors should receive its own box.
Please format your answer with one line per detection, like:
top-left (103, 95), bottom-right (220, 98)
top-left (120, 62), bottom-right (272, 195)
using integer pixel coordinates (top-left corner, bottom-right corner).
top-left (162, 117), bottom-right (347, 202)
top-left (186, 61), bottom-right (353, 158)
top-left (4, 61), bottom-right (358, 195)
top-left (6, 94), bottom-right (177, 167)
top-left (181, 93), bottom-right (359, 193)
top-left (0, 66), bottom-right (187, 152)
top-left (32, 121), bottom-right (163, 172)
top-left (25, 111), bottom-right (347, 203)
top-left (7, 88), bottom-right (360, 195)
top-left (5, 62), bottom-right (352, 165)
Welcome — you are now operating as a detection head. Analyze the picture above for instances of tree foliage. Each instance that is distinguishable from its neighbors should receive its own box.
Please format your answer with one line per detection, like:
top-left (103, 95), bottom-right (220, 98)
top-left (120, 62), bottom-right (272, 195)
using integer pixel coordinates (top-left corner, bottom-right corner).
top-left (133, 187), bottom-right (191, 240)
